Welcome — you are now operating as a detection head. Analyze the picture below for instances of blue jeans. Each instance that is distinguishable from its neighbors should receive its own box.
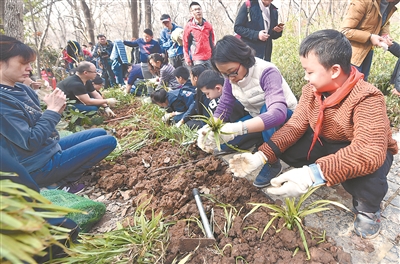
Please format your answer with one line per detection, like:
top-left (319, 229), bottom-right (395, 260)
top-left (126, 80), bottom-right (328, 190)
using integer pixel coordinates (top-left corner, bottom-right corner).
top-left (112, 60), bottom-right (125, 84)
top-left (220, 105), bottom-right (293, 150)
top-left (73, 103), bottom-right (99, 112)
top-left (31, 128), bottom-right (117, 187)
top-left (354, 49), bottom-right (374, 81)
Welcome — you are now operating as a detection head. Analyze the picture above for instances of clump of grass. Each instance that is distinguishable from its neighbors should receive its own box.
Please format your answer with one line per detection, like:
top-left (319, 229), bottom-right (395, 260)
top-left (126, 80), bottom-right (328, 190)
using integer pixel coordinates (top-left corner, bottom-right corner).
top-left (205, 195), bottom-right (242, 238)
top-left (49, 196), bottom-right (171, 263)
top-left (0, 179), bottom-right (81, 264)
top-left (386, 93), bottom-right (400, 128)
top-left (243, 186), bottom-right (350, 260)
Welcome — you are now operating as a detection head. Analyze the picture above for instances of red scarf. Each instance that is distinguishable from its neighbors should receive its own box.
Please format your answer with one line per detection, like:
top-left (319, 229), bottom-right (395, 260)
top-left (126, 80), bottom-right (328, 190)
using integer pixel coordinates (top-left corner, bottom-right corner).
top-left (307, 66), bottom-right (364, 159)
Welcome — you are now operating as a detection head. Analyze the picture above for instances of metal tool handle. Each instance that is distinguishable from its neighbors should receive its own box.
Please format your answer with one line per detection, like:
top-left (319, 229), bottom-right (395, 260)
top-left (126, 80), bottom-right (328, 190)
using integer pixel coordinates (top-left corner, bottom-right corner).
top-left (193, 188), bottom-right (214, 239)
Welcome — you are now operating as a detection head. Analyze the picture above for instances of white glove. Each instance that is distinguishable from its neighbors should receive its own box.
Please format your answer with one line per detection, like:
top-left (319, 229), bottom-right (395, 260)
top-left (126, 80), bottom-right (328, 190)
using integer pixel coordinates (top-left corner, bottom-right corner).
top-left (266, 166), bottom-right (314, 197)
top-left (162, 112), bottom-right (174, 123)
top-left (104, 107), bottom-right (116, 117)
top-left (175, 119), bottom-right (184, 128)
top-left (106, 98), bottom-right (119, 107)
top-left (197, 125), bottom-right (216, 153)
top-left (229, 151), bottom-right (267, 177)
top-left (208, 122), bottom-right (244, 144)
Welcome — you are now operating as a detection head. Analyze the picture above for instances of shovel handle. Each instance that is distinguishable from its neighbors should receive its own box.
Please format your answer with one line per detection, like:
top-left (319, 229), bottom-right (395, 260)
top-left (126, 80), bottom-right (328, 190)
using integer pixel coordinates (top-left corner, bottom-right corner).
top-left (193, 188), bottom-right (214, 239)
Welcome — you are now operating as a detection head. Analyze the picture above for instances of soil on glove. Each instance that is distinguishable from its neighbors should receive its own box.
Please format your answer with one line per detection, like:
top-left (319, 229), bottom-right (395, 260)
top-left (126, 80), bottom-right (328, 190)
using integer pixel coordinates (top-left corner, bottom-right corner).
top-left (82, 104), bottom-right (353, 263)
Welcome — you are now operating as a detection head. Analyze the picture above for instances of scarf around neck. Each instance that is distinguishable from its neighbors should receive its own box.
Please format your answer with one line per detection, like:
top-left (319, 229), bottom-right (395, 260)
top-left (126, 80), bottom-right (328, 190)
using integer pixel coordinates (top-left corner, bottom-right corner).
top-left (307, 66), bottom-right (364, 159)
top-left (258, 0), bottom-right (271, 31)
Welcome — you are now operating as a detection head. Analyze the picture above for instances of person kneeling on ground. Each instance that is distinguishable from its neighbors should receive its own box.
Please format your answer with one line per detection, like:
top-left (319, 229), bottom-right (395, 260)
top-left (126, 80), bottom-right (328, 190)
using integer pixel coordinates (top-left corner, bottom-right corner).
top-left (148, 53), bottom-right (180, 90)
top-left (190, 69), bottom-right (263, 151)
top-left (150, 88), bottom-right (194, 125)
top-left (124, 63), bottom-right (145, 95)
top-left (57, 61), bottom-right (118, 117)
top-left (228, 29), bottom-right (398, 239)
top-left (0, 35), bottom-right (118, 194)
top-left (197, 35), bottom-right (297, 188)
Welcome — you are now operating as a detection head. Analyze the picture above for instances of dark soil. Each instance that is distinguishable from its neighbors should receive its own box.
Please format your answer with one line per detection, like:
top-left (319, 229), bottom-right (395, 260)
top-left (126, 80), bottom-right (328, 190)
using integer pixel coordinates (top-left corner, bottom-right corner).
top-left (83, 103), bottom-right (352, 264)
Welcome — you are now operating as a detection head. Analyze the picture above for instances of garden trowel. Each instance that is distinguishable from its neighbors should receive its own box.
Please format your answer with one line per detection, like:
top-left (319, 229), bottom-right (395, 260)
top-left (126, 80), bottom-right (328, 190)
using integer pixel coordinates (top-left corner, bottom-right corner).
top-left (179, 188), bottom-right (216, 252)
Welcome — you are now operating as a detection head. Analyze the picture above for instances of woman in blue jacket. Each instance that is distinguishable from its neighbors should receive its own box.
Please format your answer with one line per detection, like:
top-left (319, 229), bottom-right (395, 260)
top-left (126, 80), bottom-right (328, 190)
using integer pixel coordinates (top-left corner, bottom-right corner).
top-left (0, 35), bottom-right (117, 194)
top-left (234, 0), bottom-right (284, 61)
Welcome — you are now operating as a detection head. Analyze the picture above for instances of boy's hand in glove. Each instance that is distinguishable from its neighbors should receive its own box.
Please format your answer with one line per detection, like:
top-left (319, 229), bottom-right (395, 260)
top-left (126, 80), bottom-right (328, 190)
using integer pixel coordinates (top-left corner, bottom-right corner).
top-left (266, 165), bottom-right (326, 197)
top-left (162, 112), bottom-right (174, 123)
top-left (175, 119), bottom-right (184, 128)
top-left (106, 98), bottom-right (119, 107)
top-left (104, 106), bottom-right (116, 117)
top-left (229, 151), bottom-right (267, 177)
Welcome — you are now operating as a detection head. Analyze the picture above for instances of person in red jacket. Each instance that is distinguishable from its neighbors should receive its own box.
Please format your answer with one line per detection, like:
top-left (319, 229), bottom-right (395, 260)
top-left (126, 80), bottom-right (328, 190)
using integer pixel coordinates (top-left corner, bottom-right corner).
top-left (183, 1), bottom-right (215, 68)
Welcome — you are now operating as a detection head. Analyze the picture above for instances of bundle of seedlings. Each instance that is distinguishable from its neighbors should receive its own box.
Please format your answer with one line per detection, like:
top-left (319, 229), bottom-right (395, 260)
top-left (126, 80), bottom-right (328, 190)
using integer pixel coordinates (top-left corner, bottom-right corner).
top-left (0, 178), bottom-right (80, 263)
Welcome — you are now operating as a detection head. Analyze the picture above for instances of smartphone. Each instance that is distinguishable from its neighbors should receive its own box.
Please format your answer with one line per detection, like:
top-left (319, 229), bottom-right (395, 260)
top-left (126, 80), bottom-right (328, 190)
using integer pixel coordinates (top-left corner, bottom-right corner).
top-left (278, 23), bottom-right (285, 27)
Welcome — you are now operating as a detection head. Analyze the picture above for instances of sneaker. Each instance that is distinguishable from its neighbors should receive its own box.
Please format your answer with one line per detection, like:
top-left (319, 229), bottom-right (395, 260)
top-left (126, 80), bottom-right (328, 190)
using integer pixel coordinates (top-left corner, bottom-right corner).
top-left (353, 211), bottom-right (381, 239)
top-left (253, 161), bottom-right (282, 188)
top-left (59, 182), bottom-right (85, 194)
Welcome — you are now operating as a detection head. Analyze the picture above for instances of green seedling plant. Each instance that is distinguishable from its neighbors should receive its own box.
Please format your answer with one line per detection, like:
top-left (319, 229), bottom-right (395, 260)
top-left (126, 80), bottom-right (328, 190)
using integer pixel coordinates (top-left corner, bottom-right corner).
top-left (193, 105), bottom-right (249, 152)
top-left (211, 243), bottom-right (232, 257)
top-left (243, 186), bottom-right (350, 260)
top-left (49, 196), bottom-right (171, 263)
top-left (0, 178), bottom-right (81, 264)
top-left (205, 195), bottom-right (242, 238)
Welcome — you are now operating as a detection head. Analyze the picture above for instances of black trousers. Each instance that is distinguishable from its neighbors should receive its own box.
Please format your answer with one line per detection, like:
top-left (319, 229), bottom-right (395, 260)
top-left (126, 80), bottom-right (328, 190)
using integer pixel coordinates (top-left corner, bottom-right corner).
top-left (279, 127), bottom-right (393, 213)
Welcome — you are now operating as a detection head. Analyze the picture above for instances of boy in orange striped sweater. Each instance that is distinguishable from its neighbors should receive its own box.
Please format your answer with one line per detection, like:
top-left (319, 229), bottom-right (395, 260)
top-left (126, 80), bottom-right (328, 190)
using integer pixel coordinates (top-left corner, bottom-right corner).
top-left (229, 29), bottom-right (398, 239)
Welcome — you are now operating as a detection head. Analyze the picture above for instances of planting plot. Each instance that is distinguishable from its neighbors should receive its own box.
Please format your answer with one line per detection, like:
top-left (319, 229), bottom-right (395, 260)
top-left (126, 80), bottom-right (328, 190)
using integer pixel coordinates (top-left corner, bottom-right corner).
top-left (79, 101), bottom-right (353, 263)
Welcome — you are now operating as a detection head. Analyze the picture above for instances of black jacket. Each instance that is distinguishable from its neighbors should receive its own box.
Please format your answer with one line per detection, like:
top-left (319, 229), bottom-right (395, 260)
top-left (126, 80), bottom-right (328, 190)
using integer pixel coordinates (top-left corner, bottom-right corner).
top-left (388, 41), bottom-right (400, 92)
top-left (234, 0), bottom-right (282, 61)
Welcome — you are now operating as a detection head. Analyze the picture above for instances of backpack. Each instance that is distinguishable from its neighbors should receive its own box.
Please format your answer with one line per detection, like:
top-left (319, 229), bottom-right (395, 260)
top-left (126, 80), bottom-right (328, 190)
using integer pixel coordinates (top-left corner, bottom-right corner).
top-left (235, 0), bottom-right (251, 39)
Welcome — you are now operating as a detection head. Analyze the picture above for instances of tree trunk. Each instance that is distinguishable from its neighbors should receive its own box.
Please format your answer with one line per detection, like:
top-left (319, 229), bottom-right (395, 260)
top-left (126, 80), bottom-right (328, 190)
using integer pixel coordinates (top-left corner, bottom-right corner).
top-left (80, 0), bottom-right (95, 44)
top-left (144, 0), bottom-right (151, 30)
top-left (4, 0), bottom-right (24, 41)
top-left (131, 0), bottom-right (139, 38)
top-left (0, 0), bottom-right (5, 32)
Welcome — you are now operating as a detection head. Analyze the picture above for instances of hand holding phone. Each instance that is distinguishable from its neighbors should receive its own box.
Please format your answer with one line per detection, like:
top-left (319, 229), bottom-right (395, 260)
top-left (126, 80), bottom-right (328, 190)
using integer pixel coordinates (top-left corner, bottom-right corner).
top-left (278, 23), bottom-right (285, 27)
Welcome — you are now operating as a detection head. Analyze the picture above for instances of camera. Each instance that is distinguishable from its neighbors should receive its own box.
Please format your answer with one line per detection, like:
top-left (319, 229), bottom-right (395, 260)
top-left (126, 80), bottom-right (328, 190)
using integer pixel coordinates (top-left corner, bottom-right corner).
top-left (98, 47), bottom-right (109, 58)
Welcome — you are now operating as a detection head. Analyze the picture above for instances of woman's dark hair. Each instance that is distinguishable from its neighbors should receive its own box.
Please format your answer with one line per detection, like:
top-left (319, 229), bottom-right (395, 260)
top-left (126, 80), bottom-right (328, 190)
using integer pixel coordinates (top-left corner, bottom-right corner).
top-left (148, 53), bottom-right (169, 75)
top-left (150, 89), bottom-right (168, 104)
top-left (0, 35), bottom-right (36, 63)
top-left (211, 35), bottom-right (255, 71)
top-left (144, 28), bottom-right (154, 37)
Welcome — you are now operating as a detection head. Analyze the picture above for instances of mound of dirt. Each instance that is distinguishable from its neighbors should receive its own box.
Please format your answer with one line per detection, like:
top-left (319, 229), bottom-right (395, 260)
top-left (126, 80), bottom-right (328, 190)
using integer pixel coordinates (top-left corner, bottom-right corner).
top-left (81, 104), bottom-right (352, 263)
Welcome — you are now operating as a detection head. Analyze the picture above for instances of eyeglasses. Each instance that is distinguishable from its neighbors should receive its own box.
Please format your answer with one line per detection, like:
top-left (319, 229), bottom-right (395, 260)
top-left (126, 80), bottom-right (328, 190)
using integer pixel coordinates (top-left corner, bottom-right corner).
top-left (222, 63), bottom-right (241, 78)
top-left (86, 70), bottom-right (97, 74)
